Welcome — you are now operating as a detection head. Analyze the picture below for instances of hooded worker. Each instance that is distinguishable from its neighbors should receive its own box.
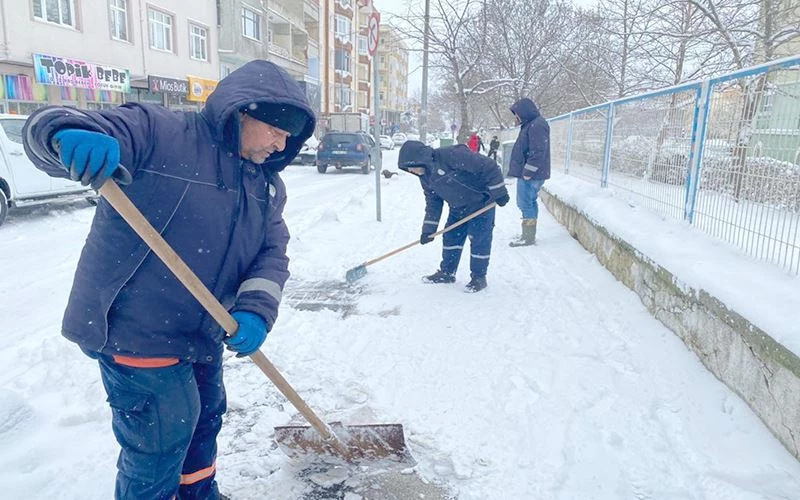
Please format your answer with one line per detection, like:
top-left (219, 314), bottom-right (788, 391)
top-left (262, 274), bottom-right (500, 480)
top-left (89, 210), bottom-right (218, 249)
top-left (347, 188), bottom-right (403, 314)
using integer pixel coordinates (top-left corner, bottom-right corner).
top-left (508, 98), bottom-right (550, 246)
top-left (398, 140), bottom-right (509, 292)
top-left (22, 60), bottom-right (315, 499)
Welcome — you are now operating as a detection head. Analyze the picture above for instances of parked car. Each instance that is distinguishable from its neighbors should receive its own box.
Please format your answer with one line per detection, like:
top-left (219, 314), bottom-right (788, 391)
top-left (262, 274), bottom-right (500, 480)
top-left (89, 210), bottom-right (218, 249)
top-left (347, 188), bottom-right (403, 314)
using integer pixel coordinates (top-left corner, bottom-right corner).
top-left (316, 132), bottom-right (382, 174)
top-left (0, 114), bottom-right (93, 227)
top-left (379, 135), bottom-right (394, 150)
top-left (290, 137), bottom-right (318, 166)
top-left (391, 133), bottom-right (407, 147)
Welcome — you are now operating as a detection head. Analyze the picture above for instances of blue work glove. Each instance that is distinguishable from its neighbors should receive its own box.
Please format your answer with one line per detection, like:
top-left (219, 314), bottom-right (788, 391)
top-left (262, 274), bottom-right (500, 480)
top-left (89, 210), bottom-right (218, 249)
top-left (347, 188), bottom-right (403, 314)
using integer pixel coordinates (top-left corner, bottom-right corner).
top-left (54, 129), bottom-right (127, 190)
top-left (420, 231), bottom-right (435, 245)
top-left (225, 311), bottom-right (268, 357)
top-left (496, 194), bottom-right (510, 207)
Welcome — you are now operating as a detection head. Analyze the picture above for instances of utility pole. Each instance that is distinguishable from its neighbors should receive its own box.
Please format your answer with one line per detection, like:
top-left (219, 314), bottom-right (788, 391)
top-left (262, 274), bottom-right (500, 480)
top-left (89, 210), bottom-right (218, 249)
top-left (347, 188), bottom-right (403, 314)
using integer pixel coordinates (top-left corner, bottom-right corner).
top-left (420, 0), bottom-right (430, 143)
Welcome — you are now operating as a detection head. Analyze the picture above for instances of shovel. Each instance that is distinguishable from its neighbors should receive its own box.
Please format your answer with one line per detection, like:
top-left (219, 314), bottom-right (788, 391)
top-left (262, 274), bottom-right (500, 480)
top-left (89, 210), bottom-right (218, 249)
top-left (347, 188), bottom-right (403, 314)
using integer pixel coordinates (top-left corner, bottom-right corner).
top-left (97, 180), bottom-right (411, 465)
top-left (346, 202), bottom-right (497, 283)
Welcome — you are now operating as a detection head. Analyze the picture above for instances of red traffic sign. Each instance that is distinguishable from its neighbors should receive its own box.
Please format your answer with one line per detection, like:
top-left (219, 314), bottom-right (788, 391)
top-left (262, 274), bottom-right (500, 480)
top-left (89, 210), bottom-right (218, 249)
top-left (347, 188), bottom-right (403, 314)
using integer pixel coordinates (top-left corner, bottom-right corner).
top-left (367, 12), bottom-right (380, 56)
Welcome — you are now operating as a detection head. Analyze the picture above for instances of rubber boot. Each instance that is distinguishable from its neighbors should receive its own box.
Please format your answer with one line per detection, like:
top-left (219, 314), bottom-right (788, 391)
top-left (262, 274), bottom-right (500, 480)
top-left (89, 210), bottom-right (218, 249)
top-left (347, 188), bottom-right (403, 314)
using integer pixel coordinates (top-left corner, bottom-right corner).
top-left (509, 219), bottom-right (537, 247)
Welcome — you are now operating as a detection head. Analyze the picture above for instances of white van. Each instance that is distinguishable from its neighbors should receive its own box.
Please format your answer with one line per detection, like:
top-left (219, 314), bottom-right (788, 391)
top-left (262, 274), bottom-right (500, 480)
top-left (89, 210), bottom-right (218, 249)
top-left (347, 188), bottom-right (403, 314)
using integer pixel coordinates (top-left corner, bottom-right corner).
top-left (0, 114), bottom-right (93, 227)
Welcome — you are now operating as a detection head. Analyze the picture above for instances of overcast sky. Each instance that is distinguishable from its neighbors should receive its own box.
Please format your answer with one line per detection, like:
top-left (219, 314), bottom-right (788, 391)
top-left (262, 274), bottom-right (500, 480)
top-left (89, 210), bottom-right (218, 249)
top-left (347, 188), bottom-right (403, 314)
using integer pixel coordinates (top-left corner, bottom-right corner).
top-left (372, 0), bottom-right (599, 96)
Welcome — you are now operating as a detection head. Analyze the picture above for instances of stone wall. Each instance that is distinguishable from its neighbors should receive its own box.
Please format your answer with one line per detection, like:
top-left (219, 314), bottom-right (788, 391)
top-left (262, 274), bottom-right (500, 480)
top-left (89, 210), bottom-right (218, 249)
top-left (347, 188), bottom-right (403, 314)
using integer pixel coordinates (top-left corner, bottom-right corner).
top-left (541, 188), bottom-right (800, 460)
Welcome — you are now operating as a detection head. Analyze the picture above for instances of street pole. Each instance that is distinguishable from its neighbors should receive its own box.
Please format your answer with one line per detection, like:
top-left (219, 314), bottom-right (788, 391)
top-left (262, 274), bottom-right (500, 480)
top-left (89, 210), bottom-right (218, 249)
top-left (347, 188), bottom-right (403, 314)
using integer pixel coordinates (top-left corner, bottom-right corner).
top-left (373, 55), bottom-right (382, 222)
top-left (420, 0), bottom-right (430, 144)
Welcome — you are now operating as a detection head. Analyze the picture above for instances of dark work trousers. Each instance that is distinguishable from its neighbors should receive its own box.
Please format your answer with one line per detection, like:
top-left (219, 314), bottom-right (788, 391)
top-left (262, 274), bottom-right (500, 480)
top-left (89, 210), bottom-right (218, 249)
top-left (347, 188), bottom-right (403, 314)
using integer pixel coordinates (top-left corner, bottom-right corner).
top-left (439, 206), bottom-right (496, 278)
top-left (97, 349), bottom-right (226, 499)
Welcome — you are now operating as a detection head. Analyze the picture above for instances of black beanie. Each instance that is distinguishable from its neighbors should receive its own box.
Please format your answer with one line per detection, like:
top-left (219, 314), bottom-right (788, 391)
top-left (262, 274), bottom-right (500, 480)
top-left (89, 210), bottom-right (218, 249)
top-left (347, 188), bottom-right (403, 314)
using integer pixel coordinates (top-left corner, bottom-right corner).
top-left (243, 102), bottom-right (309, 137)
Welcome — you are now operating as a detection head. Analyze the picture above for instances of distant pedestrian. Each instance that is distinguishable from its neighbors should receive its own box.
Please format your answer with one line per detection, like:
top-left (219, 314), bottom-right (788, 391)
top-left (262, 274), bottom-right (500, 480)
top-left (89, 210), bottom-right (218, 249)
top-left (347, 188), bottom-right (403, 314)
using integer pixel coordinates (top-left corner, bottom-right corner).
top-left (467, 132), bottom-right (485, 154)
top-left (508, 98), bottom-right (550, 246)
top-left (487, 136), bottom-right (500, 162)
top-left (398, 141), bottom-right (510, 293)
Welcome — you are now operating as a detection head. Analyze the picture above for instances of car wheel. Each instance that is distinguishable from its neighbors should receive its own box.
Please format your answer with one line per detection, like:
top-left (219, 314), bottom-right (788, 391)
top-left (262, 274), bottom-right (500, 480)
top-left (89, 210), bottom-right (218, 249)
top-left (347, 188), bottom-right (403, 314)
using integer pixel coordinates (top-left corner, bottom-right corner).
top-left (362, 158), bottom-right (371, 174)
top-left (317, 165), bottom-right (328, 174)
top-left (0, 188), bottom-right (8, 228)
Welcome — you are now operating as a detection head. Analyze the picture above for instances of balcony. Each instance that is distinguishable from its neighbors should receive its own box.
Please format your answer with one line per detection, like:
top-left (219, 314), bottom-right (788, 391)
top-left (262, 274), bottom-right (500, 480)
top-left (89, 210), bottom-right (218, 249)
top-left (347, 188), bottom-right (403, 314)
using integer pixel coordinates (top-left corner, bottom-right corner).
top-left (304, 0), bottom-right (320, 21)
top-left (269, 1), bottom-right (304, 28)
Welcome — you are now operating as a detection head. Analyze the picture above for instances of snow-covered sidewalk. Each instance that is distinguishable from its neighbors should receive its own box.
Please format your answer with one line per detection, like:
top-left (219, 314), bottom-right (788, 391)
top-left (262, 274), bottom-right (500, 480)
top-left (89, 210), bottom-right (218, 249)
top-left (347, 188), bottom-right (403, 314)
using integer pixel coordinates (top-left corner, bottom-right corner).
top-left (2, 150), bottom-right (799, 499)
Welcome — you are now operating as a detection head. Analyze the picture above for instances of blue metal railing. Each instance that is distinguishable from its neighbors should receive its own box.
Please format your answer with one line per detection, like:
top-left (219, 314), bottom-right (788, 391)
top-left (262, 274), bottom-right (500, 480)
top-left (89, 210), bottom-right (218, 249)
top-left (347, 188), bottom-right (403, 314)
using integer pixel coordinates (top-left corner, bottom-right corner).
top-left (550, 55), bottom-right (800, 274)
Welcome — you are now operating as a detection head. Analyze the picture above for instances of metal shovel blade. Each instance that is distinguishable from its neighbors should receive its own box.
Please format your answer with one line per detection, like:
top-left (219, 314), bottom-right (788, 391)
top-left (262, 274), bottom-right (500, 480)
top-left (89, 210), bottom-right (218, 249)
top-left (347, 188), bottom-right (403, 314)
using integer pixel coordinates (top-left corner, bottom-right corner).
top-left (345, 264), bottom-right (368, 283)
top-left (275, 422), bottom-right (414, 465)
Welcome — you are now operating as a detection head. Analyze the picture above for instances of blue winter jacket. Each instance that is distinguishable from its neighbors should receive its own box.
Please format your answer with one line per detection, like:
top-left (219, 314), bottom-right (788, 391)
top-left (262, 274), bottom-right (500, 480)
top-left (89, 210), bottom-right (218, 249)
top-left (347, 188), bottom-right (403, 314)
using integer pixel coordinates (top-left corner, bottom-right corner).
top-left (22, 60), bottom-right (315, 364)
top-left (509, 98), bottom-right (550, 180)
top-left (398, 141), bottom-right (508, 231)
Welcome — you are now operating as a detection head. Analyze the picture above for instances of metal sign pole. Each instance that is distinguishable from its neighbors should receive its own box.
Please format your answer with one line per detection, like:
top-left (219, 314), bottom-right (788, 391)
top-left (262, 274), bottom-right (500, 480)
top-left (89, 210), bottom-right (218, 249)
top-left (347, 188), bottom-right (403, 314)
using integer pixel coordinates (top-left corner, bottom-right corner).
top-left (374, 56), bottom-right (381, 222)
top-left (368, 12), bottom-right (382, 222)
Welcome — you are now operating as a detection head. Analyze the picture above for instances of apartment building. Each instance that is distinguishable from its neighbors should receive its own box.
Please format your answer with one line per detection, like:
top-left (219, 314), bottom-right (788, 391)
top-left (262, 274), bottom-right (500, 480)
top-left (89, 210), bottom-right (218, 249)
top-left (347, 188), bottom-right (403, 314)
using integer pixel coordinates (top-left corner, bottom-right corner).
top-left (216, 0), bottom-right (322, 114)
top-left (321, 0), bottom-right (376, 117)
top-left (376, 25), bottom-right (408, 134)
top-left (0, 0), bottom-right (219, 113)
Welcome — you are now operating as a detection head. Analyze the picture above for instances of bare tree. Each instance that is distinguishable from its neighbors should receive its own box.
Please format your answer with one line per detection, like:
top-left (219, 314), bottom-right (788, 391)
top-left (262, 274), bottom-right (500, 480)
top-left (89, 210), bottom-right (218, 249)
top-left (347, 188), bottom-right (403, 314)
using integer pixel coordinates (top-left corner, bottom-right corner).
top-left (688, 0), bottom-right (800, 199)
top-left (391, 0), bottom-right (492, 143)
top-left (593, 0), bottom-right (663, 98)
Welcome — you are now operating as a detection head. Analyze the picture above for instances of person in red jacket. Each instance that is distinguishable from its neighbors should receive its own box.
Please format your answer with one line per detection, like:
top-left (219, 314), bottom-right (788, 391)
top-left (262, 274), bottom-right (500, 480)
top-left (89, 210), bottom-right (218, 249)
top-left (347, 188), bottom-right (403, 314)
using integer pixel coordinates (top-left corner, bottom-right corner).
top-left (467, 132), bottom-right (485, 154)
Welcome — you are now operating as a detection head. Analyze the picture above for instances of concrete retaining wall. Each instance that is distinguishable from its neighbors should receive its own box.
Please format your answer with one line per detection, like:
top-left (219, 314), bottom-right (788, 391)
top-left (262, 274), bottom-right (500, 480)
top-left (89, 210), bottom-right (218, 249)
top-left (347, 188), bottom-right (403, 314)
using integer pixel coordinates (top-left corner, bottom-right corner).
top-left (541, 188), bottom-right (800, 460)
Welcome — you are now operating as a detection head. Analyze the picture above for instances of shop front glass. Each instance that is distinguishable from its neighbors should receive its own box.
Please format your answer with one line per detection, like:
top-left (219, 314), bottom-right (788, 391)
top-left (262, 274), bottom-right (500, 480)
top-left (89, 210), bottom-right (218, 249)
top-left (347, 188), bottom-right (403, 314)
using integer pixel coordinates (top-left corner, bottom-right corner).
top-left (84, 88), bottom-right (123, 110)
top-left (0, 74), bottom-right (48, 115)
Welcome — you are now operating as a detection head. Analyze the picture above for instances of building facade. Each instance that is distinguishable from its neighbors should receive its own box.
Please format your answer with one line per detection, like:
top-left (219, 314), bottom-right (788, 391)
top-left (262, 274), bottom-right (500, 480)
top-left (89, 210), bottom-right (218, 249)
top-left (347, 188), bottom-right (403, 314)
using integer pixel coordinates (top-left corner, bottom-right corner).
top-left (216, 0), bottom-right (321, 115)
top-left (376, 25), bottom-right (408, 135)
top-left (0, 0), bottom-right (219, 113)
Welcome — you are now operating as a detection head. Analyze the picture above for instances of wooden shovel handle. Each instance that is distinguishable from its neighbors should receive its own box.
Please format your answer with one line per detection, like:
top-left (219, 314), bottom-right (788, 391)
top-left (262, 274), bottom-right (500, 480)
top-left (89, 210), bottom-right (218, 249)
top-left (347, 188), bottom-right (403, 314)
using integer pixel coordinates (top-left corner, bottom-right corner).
top-left (363, 201), bottom-right (497, 268)
top-left (98, 181), bottom-right (344, 451)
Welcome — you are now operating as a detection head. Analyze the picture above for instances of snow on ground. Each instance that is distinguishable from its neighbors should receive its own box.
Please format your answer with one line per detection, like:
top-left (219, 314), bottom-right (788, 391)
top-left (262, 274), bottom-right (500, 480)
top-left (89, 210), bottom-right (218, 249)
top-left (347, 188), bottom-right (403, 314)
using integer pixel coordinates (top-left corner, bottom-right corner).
top-left (2, 149), bottom-right (800, 499)
top-left (546, 172), bottom-right (800, 358)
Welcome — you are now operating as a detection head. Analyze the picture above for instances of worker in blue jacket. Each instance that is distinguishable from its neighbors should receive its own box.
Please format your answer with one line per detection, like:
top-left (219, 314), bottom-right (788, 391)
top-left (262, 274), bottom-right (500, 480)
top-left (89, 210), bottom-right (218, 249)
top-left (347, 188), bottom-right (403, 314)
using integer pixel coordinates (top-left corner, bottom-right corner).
top-left (399, 140), bottom-right (510, 292)
top-left (22, 60), bottom-right (315, 500)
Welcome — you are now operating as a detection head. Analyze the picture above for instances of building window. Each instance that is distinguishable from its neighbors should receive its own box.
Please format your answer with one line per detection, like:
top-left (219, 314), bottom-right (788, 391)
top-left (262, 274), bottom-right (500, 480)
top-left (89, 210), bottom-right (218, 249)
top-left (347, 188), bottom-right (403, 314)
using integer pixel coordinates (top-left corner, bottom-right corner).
top-left (336, 84), bottom-right (352, 108)
top-left (242, 7), bottom-right (260, 40)
top-left (189, 23), bottom-right (208, 61)
top-left (148, 9), bottom-right (174, 52)
top-left (339, 0), bottom-right (353, 7)
top-left (334, 49), bottom-right (351, 74)
top-left (334, 15), bottom-right (351, 43)
top-left (109, 0), bottom-right (128, 41)
top-left (358, 35), bottom-right (367, 55)
top-left (33, 0), bottom-right (75, 27)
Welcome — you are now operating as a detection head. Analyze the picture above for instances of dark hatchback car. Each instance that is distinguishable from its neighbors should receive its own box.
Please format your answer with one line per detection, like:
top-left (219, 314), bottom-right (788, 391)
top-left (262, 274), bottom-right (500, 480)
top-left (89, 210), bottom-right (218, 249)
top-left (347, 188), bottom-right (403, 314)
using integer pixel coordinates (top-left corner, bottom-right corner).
top-left (316, 132), bottom-right (381, 174)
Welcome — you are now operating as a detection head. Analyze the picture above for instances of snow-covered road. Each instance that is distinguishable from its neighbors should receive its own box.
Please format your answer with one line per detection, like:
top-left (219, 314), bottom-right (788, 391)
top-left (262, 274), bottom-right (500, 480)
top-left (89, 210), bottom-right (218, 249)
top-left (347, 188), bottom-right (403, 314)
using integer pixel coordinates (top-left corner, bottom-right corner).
top-left (2, 149), bottom-right (799, 499)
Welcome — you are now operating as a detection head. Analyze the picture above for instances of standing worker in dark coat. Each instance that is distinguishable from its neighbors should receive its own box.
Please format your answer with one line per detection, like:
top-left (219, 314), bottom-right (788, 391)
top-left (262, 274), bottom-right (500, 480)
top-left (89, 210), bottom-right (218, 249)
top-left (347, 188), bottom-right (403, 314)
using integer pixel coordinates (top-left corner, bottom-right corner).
top-left (22, 60), bottom-right (315, 500)
top-left (508, 98), bottom-right (550, 246)
top-left (399, 141), bottom-right (510, 292)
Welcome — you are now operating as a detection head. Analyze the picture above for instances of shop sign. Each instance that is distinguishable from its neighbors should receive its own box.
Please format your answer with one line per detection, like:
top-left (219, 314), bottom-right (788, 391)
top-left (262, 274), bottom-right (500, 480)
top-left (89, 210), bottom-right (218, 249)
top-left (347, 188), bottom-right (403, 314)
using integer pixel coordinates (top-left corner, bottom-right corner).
top-left (148, 75), bottom-right (189, 95)
top-left (186, 75), bottom-right (218, 102)
top-left (32, 53), bottom-right (130, 92)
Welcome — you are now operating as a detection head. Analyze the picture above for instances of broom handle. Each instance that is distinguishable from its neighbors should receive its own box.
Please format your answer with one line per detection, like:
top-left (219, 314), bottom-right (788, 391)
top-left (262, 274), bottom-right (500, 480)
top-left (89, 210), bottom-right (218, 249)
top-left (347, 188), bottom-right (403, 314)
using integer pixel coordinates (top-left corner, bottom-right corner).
top-left (98, 181), bottom-right (348, 455)
top-left (363, 201), bottom-right (497, 267)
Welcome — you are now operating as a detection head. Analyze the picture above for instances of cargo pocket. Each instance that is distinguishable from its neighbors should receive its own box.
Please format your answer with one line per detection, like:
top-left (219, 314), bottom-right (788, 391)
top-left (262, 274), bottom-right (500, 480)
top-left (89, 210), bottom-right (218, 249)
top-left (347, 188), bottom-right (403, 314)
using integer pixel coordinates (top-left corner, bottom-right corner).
top-left (106, 389), bottom-right (161, 482)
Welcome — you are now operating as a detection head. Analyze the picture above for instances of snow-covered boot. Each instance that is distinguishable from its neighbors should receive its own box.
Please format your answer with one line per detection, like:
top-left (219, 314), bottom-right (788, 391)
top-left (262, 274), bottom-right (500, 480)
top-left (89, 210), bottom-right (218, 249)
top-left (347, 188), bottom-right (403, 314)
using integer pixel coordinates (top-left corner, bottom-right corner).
top-left (422, 270), bottom-right (456, 284)
top-left (509, 219), bottom-right (537, 247)
top-left (464, 276), bottom-right (487, 293)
